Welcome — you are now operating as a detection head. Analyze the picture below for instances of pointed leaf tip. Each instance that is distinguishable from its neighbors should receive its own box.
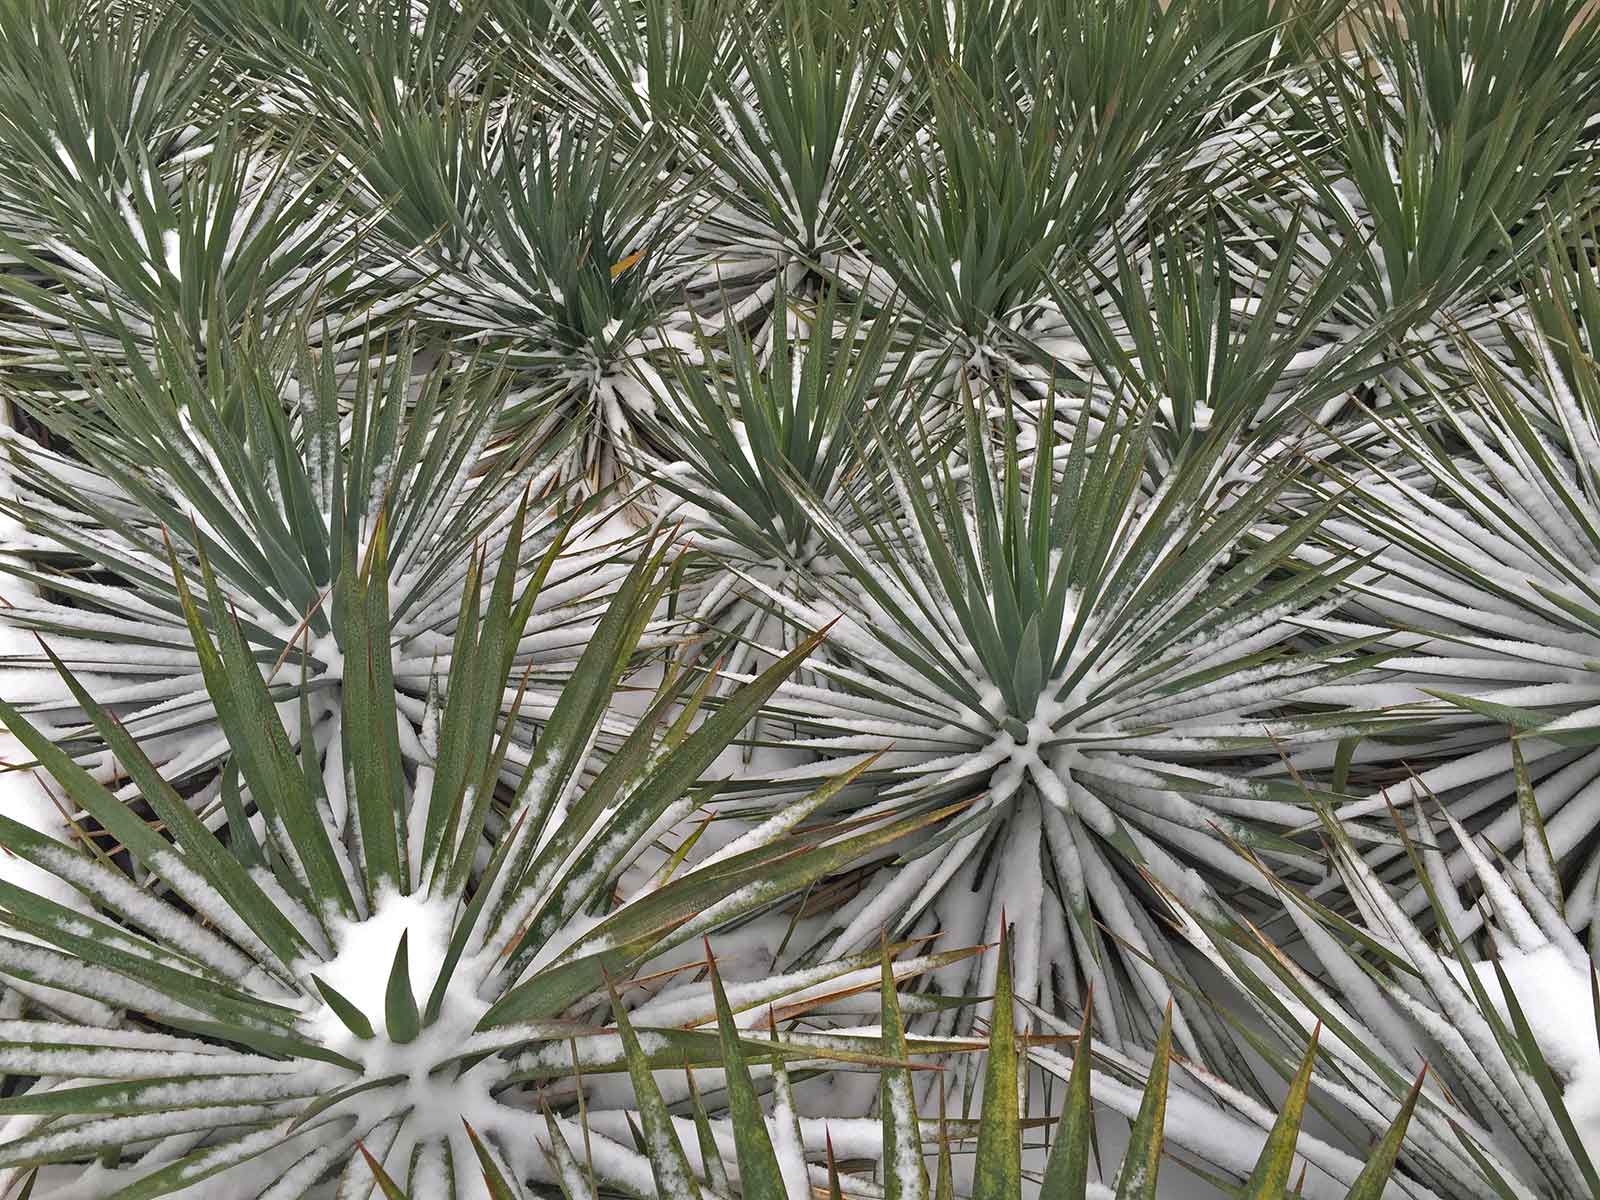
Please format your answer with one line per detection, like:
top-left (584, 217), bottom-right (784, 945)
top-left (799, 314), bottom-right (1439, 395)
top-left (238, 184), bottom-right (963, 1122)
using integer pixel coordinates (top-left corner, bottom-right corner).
top-left (311, 975), bottom-right (374, 1041)
top-left (1115, 1004), bottom-right (1171, 1199)
top-left (385, 930), bottom-right (420, 1044)
top-left (972, 922), bottom-right (1020, 1200)
top-left (1039, 991), bottom-right (1093, 1198)
top-left (1243, 1022), bottom-right (1319, 1198)
top-left (357, 1141), bottom-right (410, 1200)
top-left (464, 1120), bottom-right (519, 1200)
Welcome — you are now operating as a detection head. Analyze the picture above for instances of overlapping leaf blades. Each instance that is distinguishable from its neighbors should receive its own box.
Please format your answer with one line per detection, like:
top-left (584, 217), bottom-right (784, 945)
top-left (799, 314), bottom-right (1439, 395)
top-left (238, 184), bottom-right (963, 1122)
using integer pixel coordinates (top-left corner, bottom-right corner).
top-left (0, 507), bottom-right (954, 1197)
top-left (4, 0), bottom-right (1600, 1196)
top-left (1159, 754), bottom-right (1600, 1199)
top-left (0, 320), bottom-right (612, 852)
top-left (741, 388), bottom-right (1382, 1068)
top-left (475, 929), bottom-right (1420, 1200)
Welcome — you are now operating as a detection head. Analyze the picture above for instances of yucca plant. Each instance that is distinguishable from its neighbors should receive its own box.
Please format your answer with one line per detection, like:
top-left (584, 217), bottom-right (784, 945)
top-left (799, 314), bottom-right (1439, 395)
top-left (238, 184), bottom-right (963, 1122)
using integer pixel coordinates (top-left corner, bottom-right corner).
top-left (1287, 0), bottom-right (1600, 349)
top-left (1185, 0), bottom-right (1350, 96)
top-left (842, 57), bottom-right (1085, 423)
top-left (996, 933), bottom-right (1418, 1200)
top-left (842, 0), bottom-right (1269, 426)
top-left (738, 395), bottom-right (1378, 1068)
top-left (204, 3), bottom-right (693, 488)
top-left (643, 285), bottom-right (934, 692)
top-left (11, 1), bottom-right (1600, 1196)
top-left (465, 925), bottom-right (1420, 1199)
top-left (327, 92), bottom-right (699, 486)
top-left (191, 0), bottom-right (494, 127)
top-left (1160, 747), bottom-right (1600, 1199)
top-left (676, 0), bottom-right (915, 340)
top-left (0, 122), bottom-right (359, 387)
top-left (0, 5), bottom-right (362, 392)
top-left (1052, 205), bottom-right (1391, 462)
top-left (0, 320), bottom-right (615, 827)
top-left (0, 509), bottom-right (958, 1197)
top-left (1304, 223), bottom-right (1600, 938)
top-left (526, 0), bottom-right (737, 154)
top-left (0, 3), bottom-right (213, 202)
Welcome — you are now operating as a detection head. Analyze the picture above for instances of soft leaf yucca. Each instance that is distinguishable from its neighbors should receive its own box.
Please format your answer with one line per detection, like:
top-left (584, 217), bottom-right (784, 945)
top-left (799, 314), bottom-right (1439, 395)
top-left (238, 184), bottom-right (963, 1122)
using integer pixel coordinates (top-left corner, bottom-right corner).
top-left (681, 0), bottom-right (914, 336)
top-left (844, 0), bottom-right (1281, 422)
top-left (528, 0), bottom-right (737, 151)
top-left (427, 928), bottom-right (1418, 1199)
top-left (9, 1), bottom-right (1600, 1196)
top-left (1155, 746), bottom-right (1600, 1199)
top-left (321, 79), bottom-right (700, 486)
top-left (645, 283), bottom-right (936, 700)
top-left (0, 4), bottom-right (365, 395)
top-left (1306, 222), bottom-right (1600, 950)
top-left (0, 323), bottom-right (613, 825)
top-left (0, 513), bottom-right (949, 1197)
top-left (1300, 0), bottom-right (1600, 337)
top-left (748, 394), bottom-right (1380, 1071)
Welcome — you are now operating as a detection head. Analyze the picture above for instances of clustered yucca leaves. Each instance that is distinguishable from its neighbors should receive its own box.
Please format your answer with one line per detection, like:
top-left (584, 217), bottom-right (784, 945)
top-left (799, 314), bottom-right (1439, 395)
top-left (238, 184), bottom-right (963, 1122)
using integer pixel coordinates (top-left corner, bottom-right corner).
top-left (1154, 746), bottom-right (1600, 1199)
top-left (448, 928), bottom-right (1422, 1200)
top-left (0, 505), bottom-right (956, 1197)
top-left (743, 392), bottom-right (1385, 1072)
top-left (4, 0), bottom-right (1600, 1197)
top-left (0, 319), bottom-right (619, 816)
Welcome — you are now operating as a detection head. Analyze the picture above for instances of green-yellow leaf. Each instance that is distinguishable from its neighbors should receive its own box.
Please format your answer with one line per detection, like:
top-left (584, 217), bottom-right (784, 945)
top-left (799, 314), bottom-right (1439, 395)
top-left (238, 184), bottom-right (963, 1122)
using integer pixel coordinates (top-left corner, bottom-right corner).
top-left (882, 945), bottom-right (929, 1200)
top-left (972, 925), bottom-right (1021, 1200)
top-left (1243, 1024), bottom-right (1319, 1198)
top-left (709, 943), bottom-right (789, 1200)
top-left (1039, 993), bottom-right (1093, 1199)
top-left (1345, 1065), bottom-right (1426, 1200)
top-left (1114, 1005), bottom-right (1172, 1200)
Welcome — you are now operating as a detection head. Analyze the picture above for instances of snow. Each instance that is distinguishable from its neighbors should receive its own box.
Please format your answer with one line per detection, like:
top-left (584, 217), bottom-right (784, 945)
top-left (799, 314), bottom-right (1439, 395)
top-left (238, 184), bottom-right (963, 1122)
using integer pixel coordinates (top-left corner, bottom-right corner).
top-left (0, 511), bottom-right (81, 910)
top-left (0, 738), bottom-right (77, 911)
top-left (1448, 943), bottom-right (1600, 1155)
top-left (284, 884), bottom-right (539, 1199)
top-left (0, 21), bottom-right (1594, 1200)
top-left (0, 935), bottom-right (211, 1025)
top-left (302, 886), bottom-right (457, 1049)
top-left (770, 1061), bottom-right (811, 1200)
top-left (36, 843), bottom-right (262, 984)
